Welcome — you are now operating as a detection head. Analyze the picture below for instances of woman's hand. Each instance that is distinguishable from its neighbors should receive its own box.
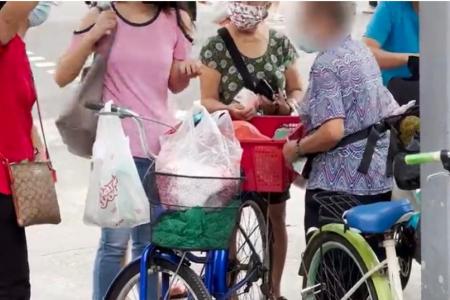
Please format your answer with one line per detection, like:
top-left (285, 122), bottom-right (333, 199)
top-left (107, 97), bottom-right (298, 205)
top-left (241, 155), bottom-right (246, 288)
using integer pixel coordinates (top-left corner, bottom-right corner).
top-left (179, 59), bottom-right (202, 79)
top-left (228, 102), bottom-right (257, 120)
top-left (259, 90), bottom-right (292, 115)
top-left (87, 10), bottom-right (117, 42)
top-left (283, 140), bottom-right (301, 165)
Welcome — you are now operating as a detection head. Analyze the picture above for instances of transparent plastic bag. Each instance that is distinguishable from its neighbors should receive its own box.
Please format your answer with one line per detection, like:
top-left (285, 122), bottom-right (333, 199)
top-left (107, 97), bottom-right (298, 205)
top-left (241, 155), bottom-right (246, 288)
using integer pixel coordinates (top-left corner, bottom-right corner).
top-left (84, 102), bottom-right (150, 228)
top-left (156, 105), bottom-right (242, 208)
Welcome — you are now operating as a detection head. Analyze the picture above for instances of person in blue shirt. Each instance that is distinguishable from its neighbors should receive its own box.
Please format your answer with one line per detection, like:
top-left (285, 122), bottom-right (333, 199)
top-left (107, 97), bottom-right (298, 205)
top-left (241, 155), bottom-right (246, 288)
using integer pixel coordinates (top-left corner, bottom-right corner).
top-left (363, 1), bottom-right (419, 86)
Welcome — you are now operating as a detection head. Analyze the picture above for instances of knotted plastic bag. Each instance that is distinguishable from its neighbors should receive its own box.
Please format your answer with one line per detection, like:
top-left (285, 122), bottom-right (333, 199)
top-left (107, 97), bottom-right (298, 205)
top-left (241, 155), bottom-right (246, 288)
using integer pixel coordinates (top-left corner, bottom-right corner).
top-left (156, 105), bottom-right (242, 208)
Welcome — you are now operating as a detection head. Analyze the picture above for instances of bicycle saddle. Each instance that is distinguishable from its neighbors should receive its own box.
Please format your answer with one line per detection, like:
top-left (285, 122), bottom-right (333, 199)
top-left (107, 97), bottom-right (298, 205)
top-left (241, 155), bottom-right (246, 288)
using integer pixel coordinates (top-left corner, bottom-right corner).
top-left (344, 200), bottom-right (414, 234)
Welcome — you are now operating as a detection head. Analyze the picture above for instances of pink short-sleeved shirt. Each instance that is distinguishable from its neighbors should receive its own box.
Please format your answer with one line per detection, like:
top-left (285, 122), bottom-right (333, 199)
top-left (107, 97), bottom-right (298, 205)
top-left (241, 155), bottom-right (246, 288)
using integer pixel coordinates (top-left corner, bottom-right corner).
top-left (72, 5), bottom-right (191, 157)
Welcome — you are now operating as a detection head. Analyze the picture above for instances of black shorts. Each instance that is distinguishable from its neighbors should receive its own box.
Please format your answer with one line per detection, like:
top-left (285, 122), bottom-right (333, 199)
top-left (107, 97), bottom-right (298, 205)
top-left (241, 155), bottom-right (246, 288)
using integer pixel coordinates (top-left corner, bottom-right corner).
top-left (258, 190), bottom-right (290, 205)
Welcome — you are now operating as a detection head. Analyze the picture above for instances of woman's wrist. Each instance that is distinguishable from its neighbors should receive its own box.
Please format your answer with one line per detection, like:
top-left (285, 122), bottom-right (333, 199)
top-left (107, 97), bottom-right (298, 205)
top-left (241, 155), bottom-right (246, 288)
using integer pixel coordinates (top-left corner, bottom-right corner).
top-left (296, 140), bottom-right (306, 157)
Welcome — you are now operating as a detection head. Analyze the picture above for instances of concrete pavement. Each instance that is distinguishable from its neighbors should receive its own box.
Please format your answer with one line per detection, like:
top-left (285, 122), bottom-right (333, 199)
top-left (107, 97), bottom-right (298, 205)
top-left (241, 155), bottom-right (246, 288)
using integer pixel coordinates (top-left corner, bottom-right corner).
top-left (24, 2), bottom-right (420, 299)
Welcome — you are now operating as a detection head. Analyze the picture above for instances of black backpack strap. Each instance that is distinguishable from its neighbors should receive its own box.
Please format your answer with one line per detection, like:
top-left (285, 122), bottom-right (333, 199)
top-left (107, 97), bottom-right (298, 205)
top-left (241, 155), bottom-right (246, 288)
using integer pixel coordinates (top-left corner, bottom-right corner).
top-left (217, 27), bottom-right (256, 92)
top-left (302, 123), bottom-right (389, 178)
top-left (357, 125), bottom-right (383, 174)
top-left (385, 131), bottom-right (398, 177)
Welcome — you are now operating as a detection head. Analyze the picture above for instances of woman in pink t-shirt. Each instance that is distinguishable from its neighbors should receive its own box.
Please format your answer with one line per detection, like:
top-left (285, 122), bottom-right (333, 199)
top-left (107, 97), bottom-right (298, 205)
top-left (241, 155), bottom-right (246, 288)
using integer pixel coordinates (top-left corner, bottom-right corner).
top-left (54, 2), bottom-right (199, 299)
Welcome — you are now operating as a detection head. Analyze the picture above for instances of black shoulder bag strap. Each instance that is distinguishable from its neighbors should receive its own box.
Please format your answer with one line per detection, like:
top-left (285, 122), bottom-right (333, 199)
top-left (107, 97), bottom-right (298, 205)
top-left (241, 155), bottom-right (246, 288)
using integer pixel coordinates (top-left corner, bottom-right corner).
top-left (217, 27), bottom-right (256, 92)
top-left (302, 122), bottom-right (388, 179)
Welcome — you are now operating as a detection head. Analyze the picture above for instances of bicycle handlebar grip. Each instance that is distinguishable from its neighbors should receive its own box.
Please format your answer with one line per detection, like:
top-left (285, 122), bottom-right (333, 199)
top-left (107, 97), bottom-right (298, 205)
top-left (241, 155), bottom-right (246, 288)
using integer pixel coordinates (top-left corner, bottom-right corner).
top-left (405, 151), bottom-right (441, 165)
top-left (85, 103), bottom-right (105, 111)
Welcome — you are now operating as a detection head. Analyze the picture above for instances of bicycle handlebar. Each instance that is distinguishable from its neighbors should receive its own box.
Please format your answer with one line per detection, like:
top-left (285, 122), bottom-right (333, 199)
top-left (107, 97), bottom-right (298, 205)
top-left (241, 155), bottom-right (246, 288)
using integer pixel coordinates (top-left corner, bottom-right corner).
top-left (85, 103), bottom-right (107, 112)
top-left (405, 150), bottom-right (450, 173)
top-left (405, 151), bottom-right (442, 165)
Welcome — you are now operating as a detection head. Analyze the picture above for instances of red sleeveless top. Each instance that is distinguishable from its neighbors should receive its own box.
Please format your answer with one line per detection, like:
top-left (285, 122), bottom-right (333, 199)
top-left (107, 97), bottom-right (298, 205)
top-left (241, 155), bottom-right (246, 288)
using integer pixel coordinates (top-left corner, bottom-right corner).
top-left (0, 36), bottom-right (36, 195)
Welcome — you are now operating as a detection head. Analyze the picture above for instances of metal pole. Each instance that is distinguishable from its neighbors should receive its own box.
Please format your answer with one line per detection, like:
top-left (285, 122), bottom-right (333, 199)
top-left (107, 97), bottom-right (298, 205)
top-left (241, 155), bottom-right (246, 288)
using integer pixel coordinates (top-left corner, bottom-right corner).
top-left (421, 2), bottom-right (450, 299)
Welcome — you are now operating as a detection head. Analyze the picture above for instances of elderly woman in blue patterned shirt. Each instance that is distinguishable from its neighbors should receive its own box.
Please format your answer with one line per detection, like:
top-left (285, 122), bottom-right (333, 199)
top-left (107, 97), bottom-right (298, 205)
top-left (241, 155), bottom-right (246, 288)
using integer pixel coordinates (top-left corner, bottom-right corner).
top-left (283, 1), bottom-right (399, 239)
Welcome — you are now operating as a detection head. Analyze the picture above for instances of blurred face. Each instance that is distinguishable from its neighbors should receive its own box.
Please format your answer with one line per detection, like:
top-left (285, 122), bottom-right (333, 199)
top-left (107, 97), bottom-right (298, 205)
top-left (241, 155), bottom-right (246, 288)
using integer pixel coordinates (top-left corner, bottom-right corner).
top-left (228, 1), bottom-right (271, 32)
top-left (289, 3), bottom-right (342, 53)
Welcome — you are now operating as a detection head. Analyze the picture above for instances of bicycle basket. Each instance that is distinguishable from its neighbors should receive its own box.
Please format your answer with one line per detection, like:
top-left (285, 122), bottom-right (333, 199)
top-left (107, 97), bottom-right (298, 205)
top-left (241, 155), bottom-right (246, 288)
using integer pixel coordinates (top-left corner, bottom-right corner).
top-left (150, 172), bottom-right (242, 251)
top-left (312, 192), bottom-right (361, 225)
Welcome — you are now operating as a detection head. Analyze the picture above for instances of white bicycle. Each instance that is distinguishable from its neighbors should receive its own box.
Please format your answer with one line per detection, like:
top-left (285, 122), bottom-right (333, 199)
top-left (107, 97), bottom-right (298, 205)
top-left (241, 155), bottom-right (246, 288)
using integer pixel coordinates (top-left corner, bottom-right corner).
top-left (300, 150), bottom-right (448, 300)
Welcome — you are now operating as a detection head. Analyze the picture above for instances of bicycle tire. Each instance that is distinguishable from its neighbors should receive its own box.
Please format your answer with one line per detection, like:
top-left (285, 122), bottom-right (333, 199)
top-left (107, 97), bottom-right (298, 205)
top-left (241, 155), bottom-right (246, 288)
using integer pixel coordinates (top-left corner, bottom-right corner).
top-left (396, 223), bottom-right (415, 289)
top-left (302, 232), bottom-right (379, 300)
top-left (399, 255), bottom-right (412, 289)
top-left (105, 257), bottom-right (211, 300)
top-left (229, 197), bottom-right (271, 299)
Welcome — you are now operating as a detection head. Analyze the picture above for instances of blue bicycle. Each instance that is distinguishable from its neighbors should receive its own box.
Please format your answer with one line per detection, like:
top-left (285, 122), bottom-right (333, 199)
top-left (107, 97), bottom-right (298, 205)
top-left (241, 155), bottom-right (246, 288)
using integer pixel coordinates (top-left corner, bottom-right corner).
top-left (104, 192), bottom-right (271, 300)
top-left (86, 104), bottom-right (271, 300)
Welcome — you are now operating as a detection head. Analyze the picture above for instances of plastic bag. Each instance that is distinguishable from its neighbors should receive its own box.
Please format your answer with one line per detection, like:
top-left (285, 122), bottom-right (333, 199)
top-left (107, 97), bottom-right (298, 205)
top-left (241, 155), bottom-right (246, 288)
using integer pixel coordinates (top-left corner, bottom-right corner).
top-left (233, 120), bottom-right (271, 141)
top-left (156, 105), bottom-right (242, 208)
top-left (84, 101), bottom-right (150, 228)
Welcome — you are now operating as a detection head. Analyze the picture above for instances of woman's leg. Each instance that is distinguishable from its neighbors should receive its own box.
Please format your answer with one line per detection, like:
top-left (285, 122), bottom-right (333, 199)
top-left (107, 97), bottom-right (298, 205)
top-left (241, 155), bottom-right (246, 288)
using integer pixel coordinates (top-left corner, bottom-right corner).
top-left (268, 201), bottom-right (288, 299)
top-left (132, 157), bottom-right (159, 298)
top-left (0, 194), bottom-right (30, 300)
top-left (93, 228), bottom-right (130, 300)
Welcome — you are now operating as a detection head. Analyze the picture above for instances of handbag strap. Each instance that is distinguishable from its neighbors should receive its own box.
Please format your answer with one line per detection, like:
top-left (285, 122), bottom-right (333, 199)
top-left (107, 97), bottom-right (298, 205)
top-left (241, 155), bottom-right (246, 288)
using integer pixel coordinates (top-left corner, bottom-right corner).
top-left (35, 96), bottom-right (51, 160)
top-left (0, 97), bottom-right (49, 163)
top-left (218, 27), bottom-right (256, 92)
top-left (90, 4), bottom-right (115, 62)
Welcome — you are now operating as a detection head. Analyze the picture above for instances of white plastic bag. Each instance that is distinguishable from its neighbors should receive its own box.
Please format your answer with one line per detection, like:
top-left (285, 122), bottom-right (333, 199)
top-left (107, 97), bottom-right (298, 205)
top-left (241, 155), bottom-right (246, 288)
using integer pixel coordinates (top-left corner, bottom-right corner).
top-left (156, 105), bottom-right (242, 208)
top-left (84, 102), bottom-right (150, 228)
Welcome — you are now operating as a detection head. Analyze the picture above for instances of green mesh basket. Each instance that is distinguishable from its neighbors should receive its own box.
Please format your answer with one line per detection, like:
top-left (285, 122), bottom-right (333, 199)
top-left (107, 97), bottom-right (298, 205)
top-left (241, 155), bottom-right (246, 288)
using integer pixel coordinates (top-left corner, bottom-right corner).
top-left (151, 172), bottom-right (242, 250)
top-left (151, 200), bottom-right (240, 250)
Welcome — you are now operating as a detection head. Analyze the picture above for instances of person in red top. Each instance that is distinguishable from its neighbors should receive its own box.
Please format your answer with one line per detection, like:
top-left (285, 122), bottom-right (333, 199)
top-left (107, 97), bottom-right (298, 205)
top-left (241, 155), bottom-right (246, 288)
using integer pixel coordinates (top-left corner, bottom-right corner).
top-left (0, 2), bottom-right (39, 299)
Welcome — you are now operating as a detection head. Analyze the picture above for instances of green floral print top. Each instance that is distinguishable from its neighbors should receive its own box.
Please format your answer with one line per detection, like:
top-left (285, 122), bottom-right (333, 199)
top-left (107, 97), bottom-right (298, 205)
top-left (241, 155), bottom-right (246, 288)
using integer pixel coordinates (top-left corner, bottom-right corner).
top-left (200, 29), bottom-right (298, 104)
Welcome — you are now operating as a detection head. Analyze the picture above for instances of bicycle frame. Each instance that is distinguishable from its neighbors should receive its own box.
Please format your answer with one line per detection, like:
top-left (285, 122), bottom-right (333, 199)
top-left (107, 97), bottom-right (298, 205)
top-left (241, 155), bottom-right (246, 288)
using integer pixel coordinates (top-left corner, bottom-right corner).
top-left (339, 236), bottom-right (403, 300)
top-left (87, 104), bottom-right (268, 299)
top-left (138, 223), bottom-right (264, 300)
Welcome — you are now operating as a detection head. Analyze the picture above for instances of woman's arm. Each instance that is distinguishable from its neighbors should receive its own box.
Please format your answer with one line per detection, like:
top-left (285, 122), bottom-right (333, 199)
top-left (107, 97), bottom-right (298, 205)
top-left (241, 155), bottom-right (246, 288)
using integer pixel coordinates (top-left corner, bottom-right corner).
top-left (200, 65), bottom-right (255, 120)
top-left (0, 2), bottom-right (37, 45)
top-left (169, 59), bottom-right (201, 93)
top-left (31, 125), bottom-right (46, 161)
top-left (168, 9), bottom-right (199, 93)
top-left (363, 37), bottom-right (414, 70)
top-left (54, 9), bottom-right (116, 87)
top-left (298, 119), bottom-right (345, 154)
top-left (284, 59), bottom-right (303, 111)
top-left (283, 118), bottom-right (345, 164)
top-left (200, 66), bottom-right (229, 112)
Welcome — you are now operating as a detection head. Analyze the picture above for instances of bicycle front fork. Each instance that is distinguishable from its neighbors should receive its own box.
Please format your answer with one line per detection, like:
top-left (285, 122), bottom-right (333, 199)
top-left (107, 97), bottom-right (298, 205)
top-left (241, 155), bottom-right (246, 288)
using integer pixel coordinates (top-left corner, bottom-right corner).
top-left (383, 235), bottom-right (404, 300)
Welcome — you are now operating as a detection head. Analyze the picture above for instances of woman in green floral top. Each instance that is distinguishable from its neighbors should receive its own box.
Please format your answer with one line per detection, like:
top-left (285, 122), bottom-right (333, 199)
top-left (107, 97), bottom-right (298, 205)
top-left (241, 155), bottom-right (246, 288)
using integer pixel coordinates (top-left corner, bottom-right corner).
top-left (200, 2), bottom-right (303, 299)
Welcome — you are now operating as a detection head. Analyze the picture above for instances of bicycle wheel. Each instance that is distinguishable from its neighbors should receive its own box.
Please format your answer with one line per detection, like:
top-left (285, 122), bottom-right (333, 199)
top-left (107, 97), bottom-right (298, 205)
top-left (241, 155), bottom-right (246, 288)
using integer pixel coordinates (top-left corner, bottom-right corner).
top-left (106, 257), bottom-right (211, 300)
top-left (229, 198), bottom-right (271, 299)
top-left (395, 224), bottom-right (415, 289)
top-left (302, 232), bottom-right (379, 300)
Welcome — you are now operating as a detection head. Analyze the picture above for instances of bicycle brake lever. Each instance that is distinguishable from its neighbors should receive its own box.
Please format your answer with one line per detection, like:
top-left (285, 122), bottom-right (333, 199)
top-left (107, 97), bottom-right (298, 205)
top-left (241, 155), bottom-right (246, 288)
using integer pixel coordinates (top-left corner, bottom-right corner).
top-left (426, 171), bottom-right (450, 182)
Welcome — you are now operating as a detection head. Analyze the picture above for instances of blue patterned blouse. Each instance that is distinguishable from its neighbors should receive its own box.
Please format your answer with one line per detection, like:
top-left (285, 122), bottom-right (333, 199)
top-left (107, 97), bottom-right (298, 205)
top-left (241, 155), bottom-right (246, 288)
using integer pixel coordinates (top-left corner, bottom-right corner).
top-left (299, 36), bottom-right (399, 195)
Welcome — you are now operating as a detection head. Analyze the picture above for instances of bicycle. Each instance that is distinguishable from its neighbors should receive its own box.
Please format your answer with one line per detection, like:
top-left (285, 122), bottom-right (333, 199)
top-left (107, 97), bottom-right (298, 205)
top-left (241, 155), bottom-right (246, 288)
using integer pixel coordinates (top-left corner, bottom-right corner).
top-left (85, 103), bottom-right (274, 300)
top-left (300, 150), bottom-right (449, 300)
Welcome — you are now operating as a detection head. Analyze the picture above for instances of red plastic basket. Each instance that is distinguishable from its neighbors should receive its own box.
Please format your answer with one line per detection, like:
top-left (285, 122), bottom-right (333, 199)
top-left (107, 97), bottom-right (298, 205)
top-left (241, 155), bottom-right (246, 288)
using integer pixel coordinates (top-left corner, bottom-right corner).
top-left (240, 116), bottom-right (303, 193)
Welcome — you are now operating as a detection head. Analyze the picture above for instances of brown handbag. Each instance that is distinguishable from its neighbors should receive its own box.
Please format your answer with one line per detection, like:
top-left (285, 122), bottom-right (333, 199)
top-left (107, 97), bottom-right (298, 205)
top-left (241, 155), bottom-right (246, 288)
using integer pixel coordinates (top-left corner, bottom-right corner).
top-left (1, 98), bottom-right (61, 227)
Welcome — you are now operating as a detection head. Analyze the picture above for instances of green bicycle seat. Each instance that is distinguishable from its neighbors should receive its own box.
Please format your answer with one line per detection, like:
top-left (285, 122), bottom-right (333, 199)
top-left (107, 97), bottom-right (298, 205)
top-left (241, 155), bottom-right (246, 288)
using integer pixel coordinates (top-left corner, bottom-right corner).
top-left (344, 200), bottom-right (413, 234)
